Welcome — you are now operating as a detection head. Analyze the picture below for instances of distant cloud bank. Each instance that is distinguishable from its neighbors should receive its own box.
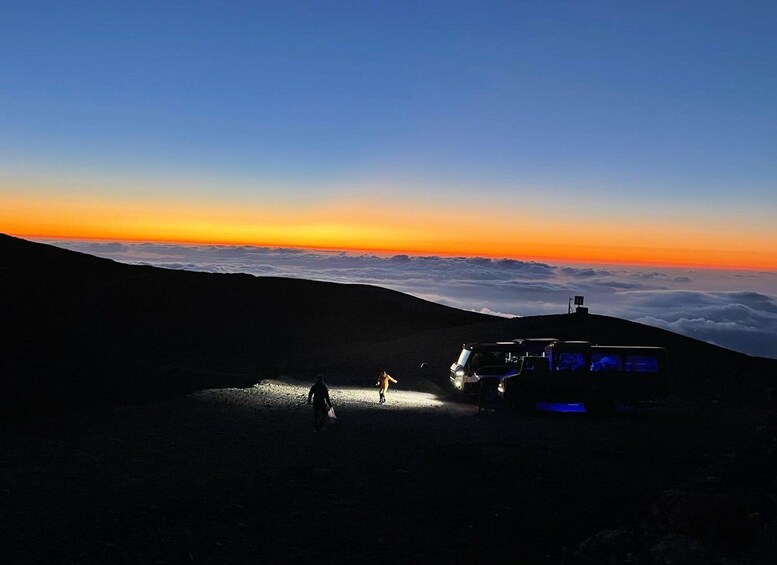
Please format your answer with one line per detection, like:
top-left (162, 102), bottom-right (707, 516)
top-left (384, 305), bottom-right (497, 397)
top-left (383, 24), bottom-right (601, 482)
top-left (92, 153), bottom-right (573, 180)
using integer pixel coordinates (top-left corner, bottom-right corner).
top-left (49, 240), bottom-right (777, 359)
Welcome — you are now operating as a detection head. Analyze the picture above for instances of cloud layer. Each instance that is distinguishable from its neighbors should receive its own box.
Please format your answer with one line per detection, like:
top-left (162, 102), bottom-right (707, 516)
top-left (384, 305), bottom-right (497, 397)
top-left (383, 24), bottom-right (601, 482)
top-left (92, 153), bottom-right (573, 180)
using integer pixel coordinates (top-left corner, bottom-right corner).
top-left (50, 240), bottom-right (777, 359)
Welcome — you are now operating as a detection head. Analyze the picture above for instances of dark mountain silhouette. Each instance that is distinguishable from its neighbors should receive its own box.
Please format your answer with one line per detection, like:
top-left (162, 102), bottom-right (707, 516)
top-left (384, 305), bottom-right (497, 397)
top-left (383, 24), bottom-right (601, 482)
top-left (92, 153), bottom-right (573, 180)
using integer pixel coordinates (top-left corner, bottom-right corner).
top-left (2, 233), bottom-right (774, 410)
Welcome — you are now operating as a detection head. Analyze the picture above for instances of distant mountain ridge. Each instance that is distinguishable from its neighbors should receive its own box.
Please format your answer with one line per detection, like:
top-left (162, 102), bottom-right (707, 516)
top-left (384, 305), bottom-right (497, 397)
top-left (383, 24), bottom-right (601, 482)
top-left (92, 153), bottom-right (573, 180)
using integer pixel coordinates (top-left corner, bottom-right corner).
top-left (2, 234), bottom-right (774, 410)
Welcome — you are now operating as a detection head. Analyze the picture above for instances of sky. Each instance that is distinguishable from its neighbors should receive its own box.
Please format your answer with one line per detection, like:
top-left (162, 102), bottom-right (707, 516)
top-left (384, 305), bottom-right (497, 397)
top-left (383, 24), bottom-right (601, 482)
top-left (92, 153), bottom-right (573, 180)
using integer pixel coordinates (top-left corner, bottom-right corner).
top-left (2, 2), bottom-right (776, 356)
top-left (2, 1), bottom-right (776, 268)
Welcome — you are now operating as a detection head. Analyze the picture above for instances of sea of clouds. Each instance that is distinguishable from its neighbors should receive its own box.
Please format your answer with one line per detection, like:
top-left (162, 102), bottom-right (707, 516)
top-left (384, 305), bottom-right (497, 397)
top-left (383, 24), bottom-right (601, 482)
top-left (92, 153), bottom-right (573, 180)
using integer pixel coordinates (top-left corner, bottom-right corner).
top-left (49, 240), bottom-right (777, 359)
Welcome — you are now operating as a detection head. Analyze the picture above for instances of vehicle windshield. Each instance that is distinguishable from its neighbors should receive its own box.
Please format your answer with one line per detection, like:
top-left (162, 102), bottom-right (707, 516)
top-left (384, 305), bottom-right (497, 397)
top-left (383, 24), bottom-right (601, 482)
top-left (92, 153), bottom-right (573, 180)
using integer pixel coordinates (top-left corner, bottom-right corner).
top-left (471, 348), bottom-right (523, 371)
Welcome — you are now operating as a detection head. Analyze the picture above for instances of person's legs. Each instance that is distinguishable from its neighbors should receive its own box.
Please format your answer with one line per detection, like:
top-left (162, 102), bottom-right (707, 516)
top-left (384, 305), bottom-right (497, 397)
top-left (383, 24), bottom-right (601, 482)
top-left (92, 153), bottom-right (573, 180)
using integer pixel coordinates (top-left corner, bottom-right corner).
top-left (314, 406), bottom-right (326, 430)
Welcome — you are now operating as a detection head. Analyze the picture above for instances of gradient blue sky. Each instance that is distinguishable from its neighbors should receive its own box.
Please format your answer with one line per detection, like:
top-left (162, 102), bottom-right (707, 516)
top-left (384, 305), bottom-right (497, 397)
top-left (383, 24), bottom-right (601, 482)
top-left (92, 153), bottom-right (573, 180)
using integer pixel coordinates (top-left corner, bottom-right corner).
top-left (4, 1), bottom-right (776, 189)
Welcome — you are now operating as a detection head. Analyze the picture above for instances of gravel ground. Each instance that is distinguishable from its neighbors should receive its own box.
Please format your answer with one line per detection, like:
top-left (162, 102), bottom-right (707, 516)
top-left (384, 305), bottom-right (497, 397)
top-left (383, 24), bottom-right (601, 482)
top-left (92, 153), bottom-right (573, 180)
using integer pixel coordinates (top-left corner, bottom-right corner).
top-left (0, 378), bottom-right (769, 564)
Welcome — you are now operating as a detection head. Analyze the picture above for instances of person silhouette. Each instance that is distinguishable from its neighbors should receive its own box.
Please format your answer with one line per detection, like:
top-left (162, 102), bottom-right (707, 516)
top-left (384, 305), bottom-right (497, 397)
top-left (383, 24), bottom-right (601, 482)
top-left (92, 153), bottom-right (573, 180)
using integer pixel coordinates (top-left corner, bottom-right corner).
top-left (376, 370), bottom-right (397, 404)
top-left (307, 374), bottom-right (333, 431)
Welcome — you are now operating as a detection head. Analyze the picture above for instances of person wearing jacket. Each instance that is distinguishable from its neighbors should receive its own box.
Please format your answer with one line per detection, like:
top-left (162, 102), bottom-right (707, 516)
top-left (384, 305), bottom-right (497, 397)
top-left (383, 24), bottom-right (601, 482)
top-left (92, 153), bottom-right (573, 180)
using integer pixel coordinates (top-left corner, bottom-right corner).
top-left (376, 370), bottom-right (397, 404)
top-left (308, 374), bottom-right (333, 431)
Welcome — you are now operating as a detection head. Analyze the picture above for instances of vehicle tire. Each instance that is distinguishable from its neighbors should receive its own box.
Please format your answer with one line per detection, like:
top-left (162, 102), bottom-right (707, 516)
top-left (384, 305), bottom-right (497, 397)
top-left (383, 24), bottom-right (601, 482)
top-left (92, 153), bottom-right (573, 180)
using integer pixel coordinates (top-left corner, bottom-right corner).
top-left (512, 389), bottom-right (536, 415)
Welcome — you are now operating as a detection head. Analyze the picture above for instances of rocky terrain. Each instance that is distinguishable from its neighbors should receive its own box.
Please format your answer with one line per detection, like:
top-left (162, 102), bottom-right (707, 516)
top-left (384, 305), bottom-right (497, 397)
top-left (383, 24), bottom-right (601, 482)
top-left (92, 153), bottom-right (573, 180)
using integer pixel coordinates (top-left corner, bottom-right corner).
top-left (2, 379), bottom-right (776, 563)
top-left (2, 233), bottom-right (776, 563)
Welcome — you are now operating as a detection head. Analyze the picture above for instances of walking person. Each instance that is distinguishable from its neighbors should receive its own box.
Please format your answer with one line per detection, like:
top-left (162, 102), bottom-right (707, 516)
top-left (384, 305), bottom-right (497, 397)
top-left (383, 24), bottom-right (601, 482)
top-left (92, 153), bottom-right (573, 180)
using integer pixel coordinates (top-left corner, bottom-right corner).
top-left (376, 370), bottom-right (397, 404)
top-left (308, 374), bottom-right (333, 431)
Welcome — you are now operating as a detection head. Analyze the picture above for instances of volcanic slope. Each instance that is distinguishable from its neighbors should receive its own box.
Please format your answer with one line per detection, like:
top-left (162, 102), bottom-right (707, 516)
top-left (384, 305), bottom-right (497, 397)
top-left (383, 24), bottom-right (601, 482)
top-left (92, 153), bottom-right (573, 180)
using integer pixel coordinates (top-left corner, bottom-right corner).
top-left (2, 233), bottom-right (774, 408)
top-left (1, 234), bottom-right (489, 406)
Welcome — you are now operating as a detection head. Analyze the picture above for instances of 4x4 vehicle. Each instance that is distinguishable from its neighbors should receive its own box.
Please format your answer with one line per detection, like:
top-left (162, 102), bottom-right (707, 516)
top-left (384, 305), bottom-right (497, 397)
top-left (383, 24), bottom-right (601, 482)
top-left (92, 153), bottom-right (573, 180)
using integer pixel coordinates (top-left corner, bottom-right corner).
top-left (449, 338), bottom-right (558, 392)
top-left (498, 341), bottom-right (669, 416)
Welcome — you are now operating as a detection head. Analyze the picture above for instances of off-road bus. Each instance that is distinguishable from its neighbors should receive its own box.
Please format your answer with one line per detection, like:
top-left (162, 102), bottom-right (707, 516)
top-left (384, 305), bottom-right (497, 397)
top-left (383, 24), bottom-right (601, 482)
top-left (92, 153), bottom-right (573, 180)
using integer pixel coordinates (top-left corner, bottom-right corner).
top-left (497, 340), bottom-right (669, 416)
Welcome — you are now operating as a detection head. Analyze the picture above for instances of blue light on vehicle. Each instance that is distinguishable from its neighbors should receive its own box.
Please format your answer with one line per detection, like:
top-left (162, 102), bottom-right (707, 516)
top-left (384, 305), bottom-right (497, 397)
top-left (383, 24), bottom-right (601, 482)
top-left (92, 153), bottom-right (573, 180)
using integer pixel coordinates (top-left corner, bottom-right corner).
top-left (536, 402), bottom-right (633, 413)
top-left (536, 402), bottom-right (586, 413)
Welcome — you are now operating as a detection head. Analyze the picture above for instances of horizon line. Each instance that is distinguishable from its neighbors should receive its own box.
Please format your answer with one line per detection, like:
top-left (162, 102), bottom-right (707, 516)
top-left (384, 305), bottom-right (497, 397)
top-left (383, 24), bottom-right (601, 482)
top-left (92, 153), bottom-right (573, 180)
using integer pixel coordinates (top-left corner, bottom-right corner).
top-left (13, 231), bottom-right (776, 274)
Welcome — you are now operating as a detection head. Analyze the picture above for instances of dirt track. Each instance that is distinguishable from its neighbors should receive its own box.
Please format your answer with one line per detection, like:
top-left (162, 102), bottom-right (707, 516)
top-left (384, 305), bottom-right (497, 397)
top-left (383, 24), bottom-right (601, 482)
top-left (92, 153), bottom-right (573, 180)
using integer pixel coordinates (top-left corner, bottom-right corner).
top-left (1, 379), bottom-right (771, 563)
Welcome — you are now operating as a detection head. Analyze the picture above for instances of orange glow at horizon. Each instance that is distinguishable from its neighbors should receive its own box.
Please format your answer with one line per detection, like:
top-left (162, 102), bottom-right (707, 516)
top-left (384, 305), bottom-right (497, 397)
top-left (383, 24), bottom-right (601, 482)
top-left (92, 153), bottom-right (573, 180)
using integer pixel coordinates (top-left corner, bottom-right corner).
top-left (3, 191), bottom-right (776, 272)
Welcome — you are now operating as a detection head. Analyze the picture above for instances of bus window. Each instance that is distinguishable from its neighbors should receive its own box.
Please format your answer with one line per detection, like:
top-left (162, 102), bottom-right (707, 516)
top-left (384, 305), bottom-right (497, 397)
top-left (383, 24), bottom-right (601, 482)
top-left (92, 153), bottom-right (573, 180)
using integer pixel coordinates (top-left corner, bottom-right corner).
top-left (591, 353), bottom-right (623, 372)
top-left (555, 352), bottom-right (586, 371)
top-left (624, 355), bottom-right (659, 373)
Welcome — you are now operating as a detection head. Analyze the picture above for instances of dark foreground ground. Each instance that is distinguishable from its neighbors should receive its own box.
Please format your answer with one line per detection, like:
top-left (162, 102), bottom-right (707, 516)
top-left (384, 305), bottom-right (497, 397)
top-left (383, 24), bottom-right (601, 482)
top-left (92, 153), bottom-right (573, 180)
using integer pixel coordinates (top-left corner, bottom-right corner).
top-left (2, 380), bottom-right (776, 564)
